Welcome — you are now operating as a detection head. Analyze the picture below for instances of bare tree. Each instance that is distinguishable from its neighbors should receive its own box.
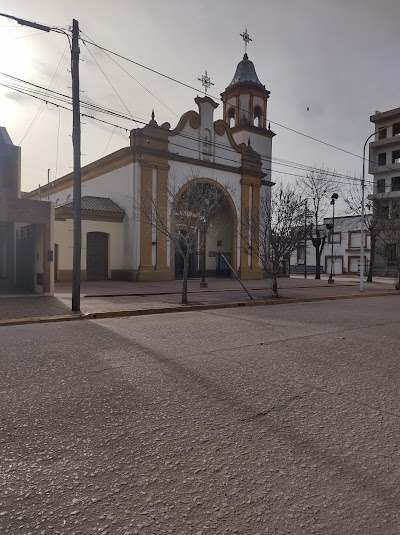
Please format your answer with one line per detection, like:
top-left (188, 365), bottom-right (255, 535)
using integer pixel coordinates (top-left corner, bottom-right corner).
top-left (376, 216), bottom-right (400, 289)
top-left (136, 172), bottom-right (232, 304)
top-left (344, 181), bottom-right (388, 282)
top-left (241, 182), bottom-right (305, 298)
top-left (298, 167), bottom-right (339, 279)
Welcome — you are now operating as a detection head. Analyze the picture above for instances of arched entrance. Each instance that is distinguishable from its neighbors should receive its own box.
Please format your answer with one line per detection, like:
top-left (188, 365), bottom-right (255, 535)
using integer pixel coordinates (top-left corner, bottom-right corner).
top-left (173, 179), bottom-right (237, 279)
top-left (87, 232), bottom-right (109, 280)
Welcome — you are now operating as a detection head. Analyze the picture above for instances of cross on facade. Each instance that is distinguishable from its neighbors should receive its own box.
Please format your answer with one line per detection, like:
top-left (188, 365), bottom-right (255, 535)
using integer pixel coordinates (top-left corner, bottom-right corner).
top-left (240, 27), bottom-right (252, 54)
top-left (197, 71), bottom-right (214, 94)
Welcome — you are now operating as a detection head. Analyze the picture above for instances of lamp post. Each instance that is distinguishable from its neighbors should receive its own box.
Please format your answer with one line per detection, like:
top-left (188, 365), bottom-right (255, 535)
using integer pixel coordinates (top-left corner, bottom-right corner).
top-left (0, 12), bottom-right (82, 311)
top-left (327, 193), bottom-right (339, 284)
top-left (200, 218), bottom-right (207, 288)
top-left (304, 199), bottom-right (308, 279)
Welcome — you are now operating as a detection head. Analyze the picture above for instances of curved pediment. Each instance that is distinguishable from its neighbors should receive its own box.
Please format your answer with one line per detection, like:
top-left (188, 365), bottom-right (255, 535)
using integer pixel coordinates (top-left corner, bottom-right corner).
top-left (170, 110), bottom-right (201, 135)
top-left (214, 119), bottom-right (244, 153)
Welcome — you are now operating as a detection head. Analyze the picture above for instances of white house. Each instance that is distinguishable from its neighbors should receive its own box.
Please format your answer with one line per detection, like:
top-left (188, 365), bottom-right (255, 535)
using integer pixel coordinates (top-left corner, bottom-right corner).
top-left (291, 215), bottom-right (371, 276)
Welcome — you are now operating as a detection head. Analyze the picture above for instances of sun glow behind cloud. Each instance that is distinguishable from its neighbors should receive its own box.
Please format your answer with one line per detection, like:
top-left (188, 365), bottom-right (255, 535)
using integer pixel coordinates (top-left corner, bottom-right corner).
top-left (0, 28), bottom-right (33, 126)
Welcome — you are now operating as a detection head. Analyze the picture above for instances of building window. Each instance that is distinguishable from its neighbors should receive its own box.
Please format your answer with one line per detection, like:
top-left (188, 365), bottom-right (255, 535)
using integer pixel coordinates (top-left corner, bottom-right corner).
top-left (392, 150), bottom-right (400, 164)
top-left (254, 106), bottom-right (263, 128)
top-left (392, 177), bottom-right (400, 191)
top-left (297, 244), bottom-right (305, 263)
top-left (385, 244), bottom-right (397, 266)
top-left (378, 153), bottom-right (386, 166)
top-left (391, 200), bottom-right (400, 219)
top-left (202, 128), bottom-right (212, 158)
top-left (393, 123), bottom-right (400, 136)
top-left (328, 232), bottom-right (341, 244)
top-left (378, 127), bottom-right (387, 140)
top-left (227, 108), bottom-right (235, 128)
top-left (377, 179), bottom-right (386, 193)
top-left (348, 231), bottom-right (368, 249)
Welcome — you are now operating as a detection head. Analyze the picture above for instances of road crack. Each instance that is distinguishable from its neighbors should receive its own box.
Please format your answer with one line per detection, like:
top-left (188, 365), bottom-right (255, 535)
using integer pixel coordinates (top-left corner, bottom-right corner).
top-left (240, 389), bottom-right (313, 422)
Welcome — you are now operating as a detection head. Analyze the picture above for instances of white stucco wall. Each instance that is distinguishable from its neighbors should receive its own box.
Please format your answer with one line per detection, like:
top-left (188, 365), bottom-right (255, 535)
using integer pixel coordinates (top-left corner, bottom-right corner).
top-left (48, 163), bottom-right (135, 269)
top-left (54, 218), bottom-right (124, 276)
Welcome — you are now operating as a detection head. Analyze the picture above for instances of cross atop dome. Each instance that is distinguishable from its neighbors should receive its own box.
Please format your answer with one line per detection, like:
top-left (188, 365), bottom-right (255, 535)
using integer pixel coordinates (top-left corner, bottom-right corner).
top-left (240, 27), bottom-right (252, 55)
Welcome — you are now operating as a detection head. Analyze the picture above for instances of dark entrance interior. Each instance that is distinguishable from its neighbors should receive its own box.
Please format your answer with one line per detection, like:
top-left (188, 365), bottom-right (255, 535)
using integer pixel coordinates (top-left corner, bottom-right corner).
top-left (216, 252), bottom-right (232, 278)
top-left (175, 251), bottom-right (204, 279)
top-left (87, 232), bottom-right (108, 280)
top-left (15, 225), bottom-right (35, 292)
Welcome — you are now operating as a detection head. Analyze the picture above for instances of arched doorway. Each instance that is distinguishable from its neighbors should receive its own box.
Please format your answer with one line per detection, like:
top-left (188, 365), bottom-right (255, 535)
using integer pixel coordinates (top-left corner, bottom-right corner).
top-left (173, 180), bottom-right (236, 279)
top-left (87, 232), bottom-right (109, 280)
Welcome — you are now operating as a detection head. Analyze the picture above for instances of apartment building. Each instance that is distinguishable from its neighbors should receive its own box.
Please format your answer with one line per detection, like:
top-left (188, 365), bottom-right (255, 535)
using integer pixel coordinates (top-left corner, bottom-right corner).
top-left (369, 107), bottom-right (400, 276)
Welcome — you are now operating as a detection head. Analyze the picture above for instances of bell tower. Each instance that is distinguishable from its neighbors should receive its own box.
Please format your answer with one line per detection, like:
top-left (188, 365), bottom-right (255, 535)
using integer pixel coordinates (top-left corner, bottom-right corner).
top-left (220, 29), bottom-right (275, 162)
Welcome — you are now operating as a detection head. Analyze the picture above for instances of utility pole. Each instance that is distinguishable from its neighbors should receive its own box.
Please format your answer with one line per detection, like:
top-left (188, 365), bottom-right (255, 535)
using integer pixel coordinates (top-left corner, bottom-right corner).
top-left (71, 19), bottom-right (82, 312)
top-left (304, 199), bottom-right (307, 279)
top-left (47, 168), bottom-right (50, 201)
top-left (0, 12), bottom-right (82, 310)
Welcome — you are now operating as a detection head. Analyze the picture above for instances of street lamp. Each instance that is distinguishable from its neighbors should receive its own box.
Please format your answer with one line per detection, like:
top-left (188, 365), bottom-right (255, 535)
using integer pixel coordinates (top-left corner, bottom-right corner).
top-left (0, 13), bottom-right (82, 311)
top-left (327, 193), bottom-right (339, 284)
top-left (200, 217), bottom-right (207, 288)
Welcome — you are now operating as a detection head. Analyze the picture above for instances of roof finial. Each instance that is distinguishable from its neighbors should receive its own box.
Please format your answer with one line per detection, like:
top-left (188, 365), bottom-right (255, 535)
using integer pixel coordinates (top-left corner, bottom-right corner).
top-left (197, 70), bottom-right (214, 94)
top-left (151, 109), bottom-right (155, 121)
top-left (240, 27), bottom-right (252, 57)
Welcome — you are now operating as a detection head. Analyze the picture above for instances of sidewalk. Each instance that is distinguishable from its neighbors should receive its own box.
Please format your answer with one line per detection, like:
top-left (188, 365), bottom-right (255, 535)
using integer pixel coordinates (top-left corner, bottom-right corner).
top-left (1, 276), bottom-right (398, 324)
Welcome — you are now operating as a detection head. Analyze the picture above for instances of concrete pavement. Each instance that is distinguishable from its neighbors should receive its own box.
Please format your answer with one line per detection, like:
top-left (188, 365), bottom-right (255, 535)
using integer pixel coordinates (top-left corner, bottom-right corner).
top-left (0, 276), bottom-right (398, 323)
top-left (1, 296), bottom-right (400, 533)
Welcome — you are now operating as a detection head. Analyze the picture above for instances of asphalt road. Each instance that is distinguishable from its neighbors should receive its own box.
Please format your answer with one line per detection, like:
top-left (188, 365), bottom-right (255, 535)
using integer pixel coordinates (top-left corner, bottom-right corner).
top-left (1, 296), bottom-right (400, 534)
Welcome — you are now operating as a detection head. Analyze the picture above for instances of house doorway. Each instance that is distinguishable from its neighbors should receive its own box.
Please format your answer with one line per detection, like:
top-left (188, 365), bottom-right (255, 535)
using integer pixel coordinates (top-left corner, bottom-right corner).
top-left (87, 232), bottom-right (109, 280)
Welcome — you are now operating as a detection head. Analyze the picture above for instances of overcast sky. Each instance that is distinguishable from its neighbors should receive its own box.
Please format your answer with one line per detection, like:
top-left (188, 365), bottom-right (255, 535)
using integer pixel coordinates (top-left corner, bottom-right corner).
top-left (1, 0), bottom-right (399, 203)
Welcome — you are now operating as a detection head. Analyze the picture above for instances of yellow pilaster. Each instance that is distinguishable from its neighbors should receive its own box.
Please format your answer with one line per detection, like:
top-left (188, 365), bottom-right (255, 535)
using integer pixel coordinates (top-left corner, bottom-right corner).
top-left (156, 164), bottom-right (170, 271)
top-left (239, 177), bottom-right (263, 280)
top-left (139, 162), bottom-right (153, 271)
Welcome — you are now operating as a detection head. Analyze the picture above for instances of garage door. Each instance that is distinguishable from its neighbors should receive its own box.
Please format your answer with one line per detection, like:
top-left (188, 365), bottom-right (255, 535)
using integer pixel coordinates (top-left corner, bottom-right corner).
top-left (87, 232), bottom-right (108, 280)
top-left (349, 257), bottom-right (360, 273)
top-left (326, 257), bottom-right (343, 275)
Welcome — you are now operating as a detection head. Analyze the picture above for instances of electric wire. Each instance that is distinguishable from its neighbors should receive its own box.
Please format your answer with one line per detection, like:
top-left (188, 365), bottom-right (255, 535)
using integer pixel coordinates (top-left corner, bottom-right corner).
top-left (0, 71), bottom-right (383, 182)
top-left (80, 37), bottom-right (384, 168)
top-left (0, 80), bottom-right (376, 189)
top-left (80, 38), bottom-right (140, 128)
top-left (18, 43), bottom-right (69, 144)
top-left (81, 31), bottom-right (178, 118)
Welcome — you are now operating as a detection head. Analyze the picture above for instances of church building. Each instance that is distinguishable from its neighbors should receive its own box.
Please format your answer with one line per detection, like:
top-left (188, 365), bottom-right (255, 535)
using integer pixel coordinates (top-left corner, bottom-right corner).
top-left (25, 39), bottom-right (275, 283)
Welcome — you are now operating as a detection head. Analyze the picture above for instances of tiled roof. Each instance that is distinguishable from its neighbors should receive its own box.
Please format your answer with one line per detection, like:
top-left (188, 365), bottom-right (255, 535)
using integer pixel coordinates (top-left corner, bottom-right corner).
top-left (228, 53), bottom-right (264, 88)
top-left (61, 196), bottom-right (124, 214)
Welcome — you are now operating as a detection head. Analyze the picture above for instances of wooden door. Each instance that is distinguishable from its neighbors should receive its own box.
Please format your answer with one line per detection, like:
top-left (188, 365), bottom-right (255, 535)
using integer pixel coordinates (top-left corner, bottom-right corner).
top-left (87, 232), bottom-right (108, 280)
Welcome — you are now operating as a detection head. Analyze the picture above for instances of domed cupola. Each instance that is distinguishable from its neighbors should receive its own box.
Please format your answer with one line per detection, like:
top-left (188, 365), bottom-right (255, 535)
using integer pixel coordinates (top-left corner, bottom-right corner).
top-left (227, 53), bottom-right (264, 89)
top-left (221, 32), bottom-right (271, 134)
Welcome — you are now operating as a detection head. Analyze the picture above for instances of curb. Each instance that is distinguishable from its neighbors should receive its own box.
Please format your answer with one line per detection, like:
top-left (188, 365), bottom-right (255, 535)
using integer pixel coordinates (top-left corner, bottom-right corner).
top-left (1, 290), bottom-right (398, 327)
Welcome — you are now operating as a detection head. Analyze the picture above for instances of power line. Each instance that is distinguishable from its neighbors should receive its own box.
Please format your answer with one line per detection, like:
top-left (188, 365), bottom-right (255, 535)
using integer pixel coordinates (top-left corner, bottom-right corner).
top-left (80, 38), bottom-right (140, 128)
top-left (18, 43), bottom-right (68, 144)
top-left (0, 70), bottom-right (380, 183)
top-left (80, 36), bottom-right (380, 167)
top-left (81, 31), bottom-right (178, 118)
top-left (1, 80), bottom-right (376, 188)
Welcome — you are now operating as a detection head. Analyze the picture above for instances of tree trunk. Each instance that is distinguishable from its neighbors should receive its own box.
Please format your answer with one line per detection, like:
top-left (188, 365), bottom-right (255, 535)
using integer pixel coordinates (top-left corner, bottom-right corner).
top-left (315, 248), bottom-right (321, 279)
top-left (367, 233), bottom-right (376, 282)
top-left (181, 251), bottom-right (190, 305)
top-left (272, 273), bottom-right (279, 298)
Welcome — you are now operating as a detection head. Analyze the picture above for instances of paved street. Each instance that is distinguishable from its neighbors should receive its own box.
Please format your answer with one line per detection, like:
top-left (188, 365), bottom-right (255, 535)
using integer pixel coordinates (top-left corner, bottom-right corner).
top-left (1, 296), bottom-right (400, 534)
